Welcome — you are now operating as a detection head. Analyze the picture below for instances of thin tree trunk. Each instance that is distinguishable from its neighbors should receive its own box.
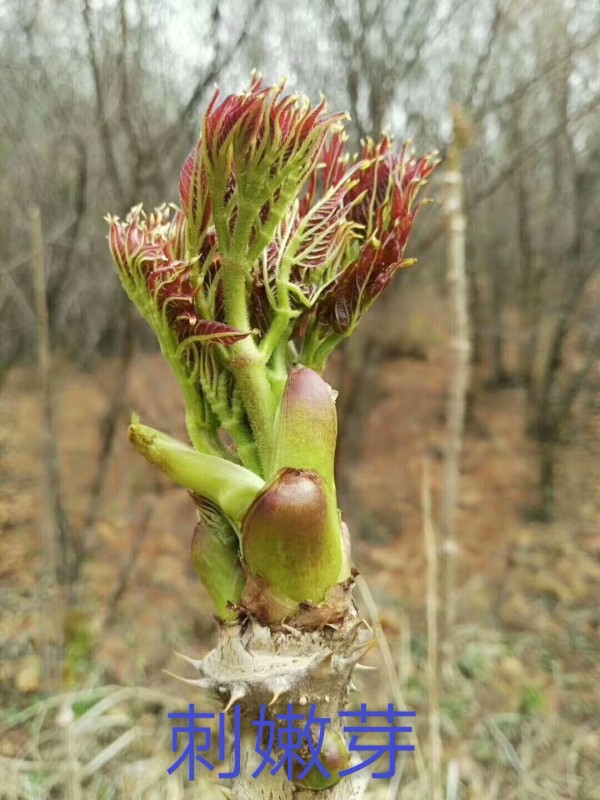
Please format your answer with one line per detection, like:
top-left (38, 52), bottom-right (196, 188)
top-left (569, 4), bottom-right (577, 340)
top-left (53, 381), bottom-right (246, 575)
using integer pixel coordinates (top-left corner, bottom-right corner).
top-left (32, 205), bottom-right (65, 691)
top-left (490, 282), bottom-right (508, 387)
top-left (423, 459), bottom-right (443, 800)
top-left (516, 155), bottom-right (537, 392)
top-left (441, 170), bottom-right (470, 635)
top-left (539, 437), bottom-right (555, 521)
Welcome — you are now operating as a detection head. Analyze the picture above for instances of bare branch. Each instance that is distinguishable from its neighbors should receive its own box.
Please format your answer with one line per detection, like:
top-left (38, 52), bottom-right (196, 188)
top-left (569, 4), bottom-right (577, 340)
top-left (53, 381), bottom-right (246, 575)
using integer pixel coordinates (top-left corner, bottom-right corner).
top-left (156, 0), bottom-right (264, 153)
top-left (81, 0), bottom-right (126, 204)
top-left (472, 24), bottom-right (600, 122)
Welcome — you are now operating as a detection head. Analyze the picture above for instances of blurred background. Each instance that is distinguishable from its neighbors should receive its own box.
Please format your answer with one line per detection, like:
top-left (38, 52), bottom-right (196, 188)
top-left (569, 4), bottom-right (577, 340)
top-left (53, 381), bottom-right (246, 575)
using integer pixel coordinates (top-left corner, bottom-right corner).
top-left (1, 0), bottom-right (599, 798)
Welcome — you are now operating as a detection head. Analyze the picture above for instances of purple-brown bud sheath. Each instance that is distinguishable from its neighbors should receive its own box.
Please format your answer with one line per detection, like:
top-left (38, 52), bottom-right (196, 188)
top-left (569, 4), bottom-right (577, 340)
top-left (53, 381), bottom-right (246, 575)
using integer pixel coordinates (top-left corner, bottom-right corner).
top-left (242, 468), bottom-right (342, 604)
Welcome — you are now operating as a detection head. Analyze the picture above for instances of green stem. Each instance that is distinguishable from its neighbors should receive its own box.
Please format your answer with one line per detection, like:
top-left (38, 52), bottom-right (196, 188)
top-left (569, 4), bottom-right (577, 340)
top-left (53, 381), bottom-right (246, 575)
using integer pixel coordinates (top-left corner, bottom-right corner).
top-left (260, 309), bottom-right (293, 362)
top-left (159, 333), bottom-right (221, 456)
top-left (310, 334), bottom-right (344, 373)
top-left (211, 398), bottom-right (262, 475)
top-left (220, 215), bottom-right (276, 473)
top-left (233, 434), bottom-right (263, 475)
top-left (227, 338), bottom-right (276, 475)
top-left (221, 255), bottom-right (252, 332)
top-left (266, 338), bottom-right (290, 407)
top-left (123, 277), bottom-right (221, 457)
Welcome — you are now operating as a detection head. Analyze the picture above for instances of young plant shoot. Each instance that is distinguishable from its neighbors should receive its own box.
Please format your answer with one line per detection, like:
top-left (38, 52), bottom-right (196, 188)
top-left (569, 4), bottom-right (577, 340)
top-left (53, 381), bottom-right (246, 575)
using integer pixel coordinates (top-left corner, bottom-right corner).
top-left (107, 75), bottom-right (436, 799)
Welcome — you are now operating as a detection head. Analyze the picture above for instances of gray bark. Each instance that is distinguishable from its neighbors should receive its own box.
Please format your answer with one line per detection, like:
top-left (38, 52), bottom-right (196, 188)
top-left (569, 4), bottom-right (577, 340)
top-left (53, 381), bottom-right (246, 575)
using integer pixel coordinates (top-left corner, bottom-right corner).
top-left (441, 171), bottom-right (470, 632)
top-left (175, 616), bottom-right (372, 799)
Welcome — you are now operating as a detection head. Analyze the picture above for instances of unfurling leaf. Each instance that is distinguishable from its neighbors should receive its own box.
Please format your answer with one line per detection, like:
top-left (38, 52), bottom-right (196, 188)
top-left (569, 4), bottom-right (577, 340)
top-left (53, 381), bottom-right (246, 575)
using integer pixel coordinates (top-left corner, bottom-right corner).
top-left (314, 146), bottom-right (438, 336)
top-left (179, 144), bottom-right (212, 253)
top-left (202, 75), bottom-right (347, 266)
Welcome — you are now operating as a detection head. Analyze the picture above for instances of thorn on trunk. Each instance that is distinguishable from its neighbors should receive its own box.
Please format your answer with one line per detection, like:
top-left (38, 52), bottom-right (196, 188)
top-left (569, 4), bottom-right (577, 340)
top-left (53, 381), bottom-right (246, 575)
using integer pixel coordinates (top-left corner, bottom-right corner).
top-left (172, 651), bottom-right (205, 671)
top-left (351, 638), bottom-right (378, 658)
top-left (265, 676), bottom-right (291, 706)
top-left (162, 670), bottom-right (213, 690)
top-left (224, 682), bottom-right (248, 711)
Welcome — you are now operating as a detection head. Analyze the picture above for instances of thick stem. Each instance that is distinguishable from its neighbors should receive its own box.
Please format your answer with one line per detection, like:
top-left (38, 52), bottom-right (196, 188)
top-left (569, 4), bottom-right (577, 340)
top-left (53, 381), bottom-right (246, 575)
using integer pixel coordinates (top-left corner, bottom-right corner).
top-left (176, 619), bottom-right (372, 799)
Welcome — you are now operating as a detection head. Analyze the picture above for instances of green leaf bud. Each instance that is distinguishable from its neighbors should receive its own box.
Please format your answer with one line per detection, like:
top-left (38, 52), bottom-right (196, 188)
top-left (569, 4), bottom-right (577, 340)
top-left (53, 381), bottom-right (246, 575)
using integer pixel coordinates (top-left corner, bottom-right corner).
top-left (271, 366), bottom-right (337, 495)
top-left (190, 508), bottom-right (245, 621)
top-left (242, 468), bottom-right (342, 604)
top-left (129, 419), bottom-right (263, 524)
